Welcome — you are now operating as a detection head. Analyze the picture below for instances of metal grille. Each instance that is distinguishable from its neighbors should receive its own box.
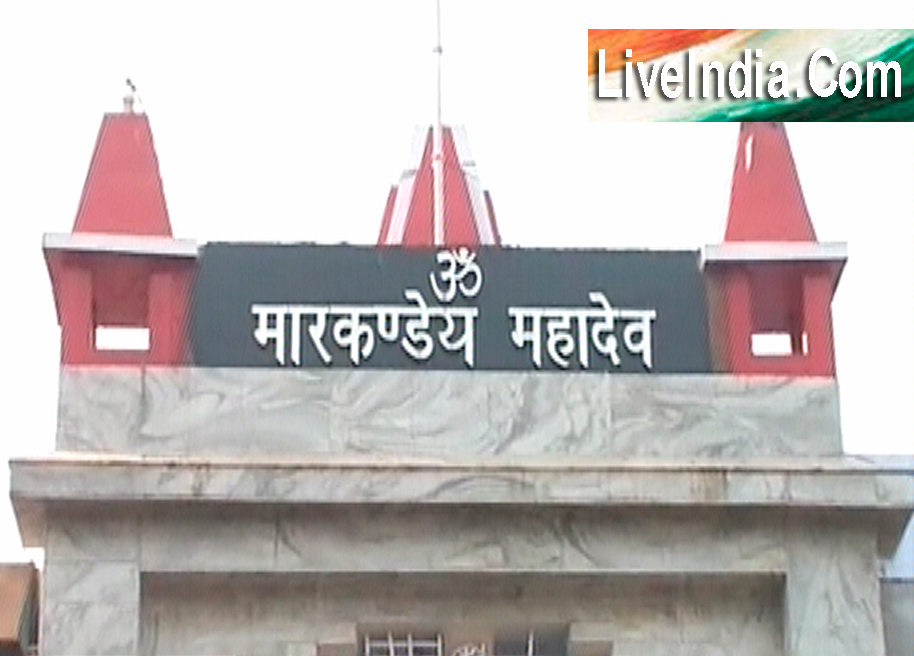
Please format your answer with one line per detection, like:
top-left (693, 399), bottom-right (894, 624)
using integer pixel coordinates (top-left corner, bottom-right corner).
top-left (364, 630), bottom-right (563, 656)
top-left (364, 633), bottom-right (444, 656)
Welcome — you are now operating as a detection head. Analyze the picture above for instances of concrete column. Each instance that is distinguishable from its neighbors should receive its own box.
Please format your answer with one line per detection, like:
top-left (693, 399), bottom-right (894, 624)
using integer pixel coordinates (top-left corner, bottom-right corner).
top-left (40, 514), bottom-right (141, 656)
top-left (785, 515), bottom-right (885, 656)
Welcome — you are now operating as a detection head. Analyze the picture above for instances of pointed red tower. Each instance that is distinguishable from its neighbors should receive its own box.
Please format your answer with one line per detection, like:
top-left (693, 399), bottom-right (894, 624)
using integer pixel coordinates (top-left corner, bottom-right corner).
top-left (377, 125), bottom-right (501, 247)
top-left (72, 112), bottom-right (174, 236)
top-left (701, 123), bottom-right (846, 376)
top-left (44, 94), bottom-right (197, 365)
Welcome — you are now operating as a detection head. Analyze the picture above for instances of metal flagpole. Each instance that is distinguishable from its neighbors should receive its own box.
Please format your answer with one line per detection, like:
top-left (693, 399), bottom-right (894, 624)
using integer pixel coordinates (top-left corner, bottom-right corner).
top-left (432, 0), bottom-right (445, 246)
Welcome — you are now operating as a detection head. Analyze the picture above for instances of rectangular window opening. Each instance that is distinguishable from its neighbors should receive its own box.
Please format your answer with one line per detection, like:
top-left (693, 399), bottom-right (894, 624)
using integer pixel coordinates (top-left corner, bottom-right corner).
top-left (750, 332), bottom-right (793, 357)
top-left (364, 633), bottom-right (443, 656)
top-left (362, 628), bottom-right (568, 656)
top-left (94, 326), bottom-right (150, 351)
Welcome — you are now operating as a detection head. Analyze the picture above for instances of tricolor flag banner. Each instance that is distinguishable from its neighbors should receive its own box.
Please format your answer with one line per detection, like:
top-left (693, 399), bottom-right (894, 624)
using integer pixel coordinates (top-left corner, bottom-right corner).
top-left (588, 29), bottom-right (914, 121)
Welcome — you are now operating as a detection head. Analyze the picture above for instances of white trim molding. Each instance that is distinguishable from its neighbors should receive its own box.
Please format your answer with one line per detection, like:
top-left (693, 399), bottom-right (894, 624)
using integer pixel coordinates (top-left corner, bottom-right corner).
top-left (42, 232), bottom-right (199, 258)
top-left (700, 241), bottom-right (848, 270)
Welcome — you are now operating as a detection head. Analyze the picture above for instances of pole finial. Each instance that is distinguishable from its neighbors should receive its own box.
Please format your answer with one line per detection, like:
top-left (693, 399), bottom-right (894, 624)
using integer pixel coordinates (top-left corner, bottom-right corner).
top-left (123, 78), bottom-right (138, 113)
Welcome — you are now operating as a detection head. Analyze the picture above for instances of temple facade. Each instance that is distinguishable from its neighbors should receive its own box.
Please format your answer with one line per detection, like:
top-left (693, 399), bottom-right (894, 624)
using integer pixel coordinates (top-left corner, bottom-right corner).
top-left (8, 109), bottom-right (914, 656)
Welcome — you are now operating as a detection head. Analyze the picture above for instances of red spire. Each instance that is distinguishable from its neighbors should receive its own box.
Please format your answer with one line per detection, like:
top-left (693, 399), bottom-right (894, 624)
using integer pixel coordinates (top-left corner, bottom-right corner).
top-left (701, 122), bottom-right (846, 378)
top-left (44, 103), bottom-right (195, 366)
top-left (724, 122), bottom-right (816, 242)
top-left (378, 126), bottom-right (501, 247)
top-left (73, 112), bottom-right (172, 236)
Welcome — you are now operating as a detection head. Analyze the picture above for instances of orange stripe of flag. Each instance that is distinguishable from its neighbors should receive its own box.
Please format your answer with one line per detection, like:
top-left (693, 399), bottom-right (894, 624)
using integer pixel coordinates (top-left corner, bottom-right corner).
top-left (588, 29), bottom-right (737, 76)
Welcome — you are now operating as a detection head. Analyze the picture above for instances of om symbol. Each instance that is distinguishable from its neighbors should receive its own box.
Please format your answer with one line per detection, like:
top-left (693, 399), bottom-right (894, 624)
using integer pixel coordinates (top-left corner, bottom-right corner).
top-left (429, 248), bottom-right (483, 303)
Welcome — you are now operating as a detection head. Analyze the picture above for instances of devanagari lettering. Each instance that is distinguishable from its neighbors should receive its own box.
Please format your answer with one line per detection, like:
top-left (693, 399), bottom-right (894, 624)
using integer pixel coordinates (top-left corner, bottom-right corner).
top-left (508, 293), bottom-right (656, 370)
top-left (251, 251), bottom-right (656, 372)
top-left (619, 308), bottom-right (657, 369)
top-left (545, 310), bottom-right (598, 369)
top-left (588, 292), bottom-right (621, 367)
top-left (252, 304), bottom-right (288, 365)
top-left (437, 306), bottom-right (479, 367)
top-left (429, 248), bottom-right (483, 303)
top-left (331, 308), bottom-right (376, 365)
top-left (306, 308), bottom-right (332, 365)
top-left (376, 308), bottom-right (401, 342)
top-left (509, 308), bottom-right (544, 368)
top-left (400, 289), bottom-right (434, 361)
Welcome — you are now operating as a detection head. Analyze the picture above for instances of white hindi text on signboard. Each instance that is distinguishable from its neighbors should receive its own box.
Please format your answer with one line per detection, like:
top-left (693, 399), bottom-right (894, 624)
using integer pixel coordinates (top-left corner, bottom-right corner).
top-left (508, 292), bottom-right (655, 370)
top-left (251, 249), bottom-right (656, 370)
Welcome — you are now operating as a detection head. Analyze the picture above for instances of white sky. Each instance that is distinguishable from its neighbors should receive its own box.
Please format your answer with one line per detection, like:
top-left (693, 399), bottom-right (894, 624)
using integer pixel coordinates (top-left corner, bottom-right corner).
top-left (1, 2), bottom-right (913, 561)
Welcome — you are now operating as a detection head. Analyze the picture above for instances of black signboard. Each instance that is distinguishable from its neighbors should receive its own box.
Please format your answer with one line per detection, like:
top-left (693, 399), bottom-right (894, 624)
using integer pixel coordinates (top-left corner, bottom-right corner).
top-left (191, 244), bottom-right (712, 373)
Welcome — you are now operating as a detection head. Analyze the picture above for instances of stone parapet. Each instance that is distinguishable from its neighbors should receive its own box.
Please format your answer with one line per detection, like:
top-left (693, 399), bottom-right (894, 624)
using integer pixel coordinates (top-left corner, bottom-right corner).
top-left (56, 369), bottom-right (844, 458)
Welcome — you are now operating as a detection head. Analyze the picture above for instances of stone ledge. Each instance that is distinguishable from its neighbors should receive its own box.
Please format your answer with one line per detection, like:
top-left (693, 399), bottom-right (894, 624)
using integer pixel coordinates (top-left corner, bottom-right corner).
top-left (12, 455), bottom-right (913, 565)
top-left (11, 454), bottom-right (913, 508)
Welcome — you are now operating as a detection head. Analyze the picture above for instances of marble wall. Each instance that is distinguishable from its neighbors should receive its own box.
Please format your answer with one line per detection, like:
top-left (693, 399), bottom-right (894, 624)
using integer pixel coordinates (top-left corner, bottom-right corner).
top-left (40, 514), bottom-right (141, 656)
top-left (882, 581), bottom-right (914, 656)
top-left (138, 572), bottom-right (784, 656)
top-left (56, 368), bottom-right (843, 458)
top-left (784, 514), bottom-right (886, 656)
top-left (31, 504), bottom-right (898, 656)
top-left (34, 364), bottom-right (907, 656)
top-left (133, 506), bottom-right (786, 575)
